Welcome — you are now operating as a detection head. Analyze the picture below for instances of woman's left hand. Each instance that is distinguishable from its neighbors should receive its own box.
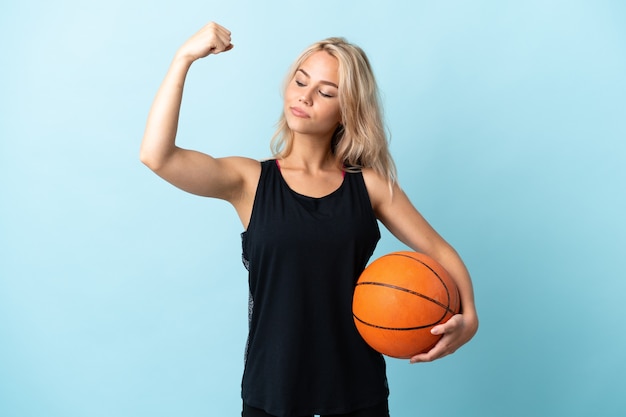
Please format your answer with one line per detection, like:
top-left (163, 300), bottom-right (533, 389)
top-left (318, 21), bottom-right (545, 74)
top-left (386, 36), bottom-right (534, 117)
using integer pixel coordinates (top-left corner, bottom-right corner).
top-left (409, 313), bottom-right (478, 363)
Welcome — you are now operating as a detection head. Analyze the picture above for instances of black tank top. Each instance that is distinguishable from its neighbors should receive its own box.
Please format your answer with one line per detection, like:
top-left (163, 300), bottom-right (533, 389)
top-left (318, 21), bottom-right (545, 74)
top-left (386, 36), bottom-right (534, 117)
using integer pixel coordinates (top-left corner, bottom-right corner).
top-left (241, 160), bottom-right (388, 417)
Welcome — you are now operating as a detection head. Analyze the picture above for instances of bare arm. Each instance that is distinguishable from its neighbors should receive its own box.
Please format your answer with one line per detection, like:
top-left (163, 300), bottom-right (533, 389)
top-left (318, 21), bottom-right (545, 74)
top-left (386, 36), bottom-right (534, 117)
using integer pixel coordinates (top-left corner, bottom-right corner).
top-left (140, 22), bottom-right (258, 205)
top-left (363, 169), bottom-right (479, 363)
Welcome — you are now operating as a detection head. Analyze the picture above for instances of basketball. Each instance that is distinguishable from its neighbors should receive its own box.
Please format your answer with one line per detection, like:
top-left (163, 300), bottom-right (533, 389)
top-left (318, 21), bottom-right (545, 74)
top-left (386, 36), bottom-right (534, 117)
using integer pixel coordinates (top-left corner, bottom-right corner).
top-left (352, 251), bottom-right (460, 358)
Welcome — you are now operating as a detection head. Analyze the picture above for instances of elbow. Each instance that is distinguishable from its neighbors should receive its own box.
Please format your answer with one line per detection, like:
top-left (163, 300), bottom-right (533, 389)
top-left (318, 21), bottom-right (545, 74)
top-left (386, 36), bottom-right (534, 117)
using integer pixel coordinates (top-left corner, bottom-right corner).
top-left (139, 147), bottom-right (154, 169)
top-left (139, 146), bottom-right (165, 172)
top-left (139, 134), bottom-right (172, 171)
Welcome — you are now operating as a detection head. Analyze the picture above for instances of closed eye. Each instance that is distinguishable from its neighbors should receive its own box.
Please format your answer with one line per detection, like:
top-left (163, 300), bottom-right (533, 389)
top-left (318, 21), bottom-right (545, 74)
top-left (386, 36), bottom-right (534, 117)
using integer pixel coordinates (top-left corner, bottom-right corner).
top-left (294, 77), bottom-right (336, 98)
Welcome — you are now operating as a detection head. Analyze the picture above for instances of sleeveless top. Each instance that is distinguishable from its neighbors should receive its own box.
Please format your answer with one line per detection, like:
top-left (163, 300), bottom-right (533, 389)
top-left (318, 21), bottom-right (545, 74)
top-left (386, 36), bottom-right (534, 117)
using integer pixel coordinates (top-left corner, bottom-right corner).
top-left (240, 160), bottom-right (388, 417)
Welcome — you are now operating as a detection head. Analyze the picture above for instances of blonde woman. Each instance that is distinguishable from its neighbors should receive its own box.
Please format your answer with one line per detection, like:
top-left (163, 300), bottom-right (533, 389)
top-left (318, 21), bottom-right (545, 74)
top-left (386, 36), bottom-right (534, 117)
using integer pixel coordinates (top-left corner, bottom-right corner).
top-left (141, 22), bottom-right (478, 417)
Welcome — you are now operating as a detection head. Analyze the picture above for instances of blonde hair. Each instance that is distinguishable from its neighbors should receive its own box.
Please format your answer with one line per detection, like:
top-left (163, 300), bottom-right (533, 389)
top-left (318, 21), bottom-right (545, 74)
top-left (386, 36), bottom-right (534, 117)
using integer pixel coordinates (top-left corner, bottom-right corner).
top-left (270, 37), bottom-right (397, 184)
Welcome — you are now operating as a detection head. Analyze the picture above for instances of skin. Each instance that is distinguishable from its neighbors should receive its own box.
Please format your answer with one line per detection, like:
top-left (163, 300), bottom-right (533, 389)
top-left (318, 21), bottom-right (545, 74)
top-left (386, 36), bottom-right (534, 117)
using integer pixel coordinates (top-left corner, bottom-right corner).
top-left (140, 22), bottom-right (478, 363)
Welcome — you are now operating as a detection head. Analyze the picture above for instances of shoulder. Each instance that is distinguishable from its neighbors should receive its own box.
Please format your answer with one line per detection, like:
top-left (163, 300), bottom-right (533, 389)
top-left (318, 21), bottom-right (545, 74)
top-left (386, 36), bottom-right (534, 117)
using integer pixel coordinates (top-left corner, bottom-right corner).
top-left (361, 167), bottom-right (397, 213)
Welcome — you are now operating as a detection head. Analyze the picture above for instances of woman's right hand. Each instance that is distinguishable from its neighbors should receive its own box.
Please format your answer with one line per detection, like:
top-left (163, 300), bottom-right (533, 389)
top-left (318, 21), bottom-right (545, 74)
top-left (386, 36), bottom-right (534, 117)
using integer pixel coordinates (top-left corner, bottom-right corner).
top-left (176, 21), bottom-right (233, 62)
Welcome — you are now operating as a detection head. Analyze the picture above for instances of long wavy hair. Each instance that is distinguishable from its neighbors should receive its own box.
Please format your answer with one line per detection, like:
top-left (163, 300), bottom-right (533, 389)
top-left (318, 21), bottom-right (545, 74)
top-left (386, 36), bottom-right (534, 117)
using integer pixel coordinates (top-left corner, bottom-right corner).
top-left (270, 37), bottom-right (397, 185)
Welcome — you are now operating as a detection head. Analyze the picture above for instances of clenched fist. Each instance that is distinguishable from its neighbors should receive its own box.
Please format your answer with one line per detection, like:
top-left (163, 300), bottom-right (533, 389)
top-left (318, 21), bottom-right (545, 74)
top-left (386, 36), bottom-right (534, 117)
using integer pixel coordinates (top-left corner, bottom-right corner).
top-left (175, 22), bottom-right (233, 62)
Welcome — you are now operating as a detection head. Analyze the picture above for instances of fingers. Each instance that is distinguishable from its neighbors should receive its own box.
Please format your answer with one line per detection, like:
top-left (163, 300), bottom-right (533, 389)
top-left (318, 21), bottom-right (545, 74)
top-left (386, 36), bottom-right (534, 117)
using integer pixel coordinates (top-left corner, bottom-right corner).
top-left (177, 21), bottom-right (234, 61)
top-left (409, 340), bottom-right (457, 364)
top-left (409, 333), bottom-right (457, 363)
top-left (409, 315), bottom-right (464, 364)
top-left (431, 314), bottom-right (463, 335)
top-left (205, 22), bottom-right (233, 55)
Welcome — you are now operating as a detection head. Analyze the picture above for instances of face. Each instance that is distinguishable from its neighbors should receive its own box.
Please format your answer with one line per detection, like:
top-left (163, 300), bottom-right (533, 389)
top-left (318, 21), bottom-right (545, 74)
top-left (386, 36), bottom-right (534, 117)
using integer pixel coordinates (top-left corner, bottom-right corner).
top-left (283, 51), bottom-right (342, 139)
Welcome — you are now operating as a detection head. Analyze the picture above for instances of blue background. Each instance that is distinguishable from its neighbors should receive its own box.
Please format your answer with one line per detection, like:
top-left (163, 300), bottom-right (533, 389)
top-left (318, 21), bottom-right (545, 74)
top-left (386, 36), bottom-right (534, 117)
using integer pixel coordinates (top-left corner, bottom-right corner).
top-left (1, 1), bottom-right (625, 416)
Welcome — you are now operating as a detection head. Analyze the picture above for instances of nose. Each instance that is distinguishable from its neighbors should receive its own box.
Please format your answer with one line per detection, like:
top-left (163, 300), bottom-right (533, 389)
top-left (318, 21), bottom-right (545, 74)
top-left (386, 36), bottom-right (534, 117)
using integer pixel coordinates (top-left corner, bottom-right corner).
top-left (299, 88), bottom-right (313, 105)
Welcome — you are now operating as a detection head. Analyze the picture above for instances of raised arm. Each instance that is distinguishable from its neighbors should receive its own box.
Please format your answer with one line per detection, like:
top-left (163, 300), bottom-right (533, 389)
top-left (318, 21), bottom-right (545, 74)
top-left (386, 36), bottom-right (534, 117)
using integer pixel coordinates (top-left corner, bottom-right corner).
top-left (140, 22), bottom-right (258, 205)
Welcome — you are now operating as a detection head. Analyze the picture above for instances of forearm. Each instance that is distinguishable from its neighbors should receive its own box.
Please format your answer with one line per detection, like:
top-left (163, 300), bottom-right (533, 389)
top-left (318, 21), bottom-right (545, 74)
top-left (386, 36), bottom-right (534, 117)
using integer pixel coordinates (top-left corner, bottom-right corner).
top-left (140, 54), bottom-right (195, 170)
top-left (438, 244), bottom-right (478, 327)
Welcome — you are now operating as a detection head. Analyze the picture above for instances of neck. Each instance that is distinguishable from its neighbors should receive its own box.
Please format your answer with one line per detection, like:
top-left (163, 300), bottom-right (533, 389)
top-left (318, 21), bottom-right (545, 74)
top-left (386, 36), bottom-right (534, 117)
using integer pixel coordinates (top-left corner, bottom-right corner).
top-left (283, 133), bottom-right (340, 172)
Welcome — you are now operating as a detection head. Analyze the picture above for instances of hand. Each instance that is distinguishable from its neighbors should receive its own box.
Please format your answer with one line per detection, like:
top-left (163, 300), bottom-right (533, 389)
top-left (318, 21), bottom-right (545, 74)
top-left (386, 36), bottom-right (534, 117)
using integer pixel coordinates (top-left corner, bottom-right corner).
top-left (176, 21), bottom-right (234, 62)
top-left (409, 313), bottom-right (478, 364)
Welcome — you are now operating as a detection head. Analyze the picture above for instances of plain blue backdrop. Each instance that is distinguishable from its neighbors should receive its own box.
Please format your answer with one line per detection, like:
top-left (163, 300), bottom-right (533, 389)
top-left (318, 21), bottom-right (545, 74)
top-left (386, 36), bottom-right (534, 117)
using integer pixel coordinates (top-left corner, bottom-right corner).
top-left (1, 0), bottom-right (625, 416)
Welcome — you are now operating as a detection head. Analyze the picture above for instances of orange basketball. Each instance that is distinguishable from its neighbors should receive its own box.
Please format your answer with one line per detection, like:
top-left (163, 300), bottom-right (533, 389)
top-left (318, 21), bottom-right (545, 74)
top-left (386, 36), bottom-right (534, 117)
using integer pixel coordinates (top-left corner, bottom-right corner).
top-left (352, 251), bottom-right (460, 358)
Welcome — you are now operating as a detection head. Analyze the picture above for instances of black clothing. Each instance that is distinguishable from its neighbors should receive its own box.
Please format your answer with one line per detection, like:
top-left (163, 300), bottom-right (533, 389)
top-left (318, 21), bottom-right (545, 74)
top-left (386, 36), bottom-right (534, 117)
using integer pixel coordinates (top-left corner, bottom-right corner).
top-left (241, 400), bottom-right (390, 417)
top-left (241, 160), bottom-right (388, 417)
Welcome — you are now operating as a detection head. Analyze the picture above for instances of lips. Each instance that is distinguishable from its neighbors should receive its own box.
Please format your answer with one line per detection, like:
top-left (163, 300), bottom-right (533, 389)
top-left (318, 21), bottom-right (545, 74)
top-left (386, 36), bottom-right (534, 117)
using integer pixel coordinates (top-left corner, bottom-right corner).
top-left (290, 106), bottom-right (310, 118)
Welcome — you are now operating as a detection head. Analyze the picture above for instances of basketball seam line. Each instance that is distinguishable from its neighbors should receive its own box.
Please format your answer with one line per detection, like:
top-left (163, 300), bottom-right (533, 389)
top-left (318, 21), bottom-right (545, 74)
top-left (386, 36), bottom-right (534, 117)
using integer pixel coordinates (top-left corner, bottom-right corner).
top-left (378, 252), bottom-right (459, 312)
top-left (355, 281), bottom-right (456, 314)
top-left (352, 313), bottom-right (440, 331)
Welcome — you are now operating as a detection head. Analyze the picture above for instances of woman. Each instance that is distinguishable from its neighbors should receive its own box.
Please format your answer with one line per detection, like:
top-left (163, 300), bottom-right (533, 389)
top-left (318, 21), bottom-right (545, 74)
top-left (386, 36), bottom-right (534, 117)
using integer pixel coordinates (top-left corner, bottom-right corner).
top-left (140, 22), bottom-right (478, 417)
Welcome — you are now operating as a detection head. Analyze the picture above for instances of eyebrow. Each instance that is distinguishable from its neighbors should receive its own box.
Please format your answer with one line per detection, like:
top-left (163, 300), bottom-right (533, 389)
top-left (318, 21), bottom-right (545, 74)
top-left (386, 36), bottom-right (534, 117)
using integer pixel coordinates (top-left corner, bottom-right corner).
top-left (297, 69), bottom-right (339, 89)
